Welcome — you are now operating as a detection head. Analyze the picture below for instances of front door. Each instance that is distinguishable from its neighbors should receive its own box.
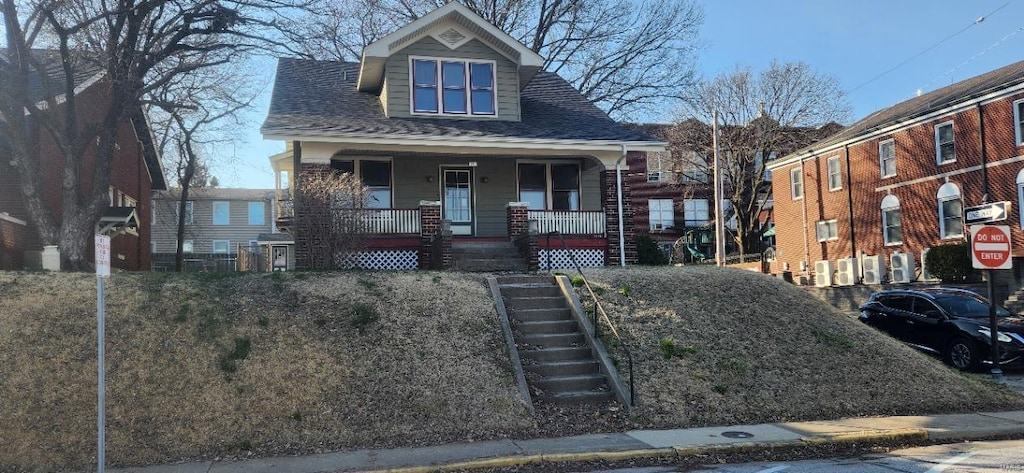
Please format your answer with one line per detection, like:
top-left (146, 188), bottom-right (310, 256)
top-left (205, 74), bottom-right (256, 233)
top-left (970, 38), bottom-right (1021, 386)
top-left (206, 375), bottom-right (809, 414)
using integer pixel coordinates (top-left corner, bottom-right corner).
top-left (442, 168), bottom-right (473, 235)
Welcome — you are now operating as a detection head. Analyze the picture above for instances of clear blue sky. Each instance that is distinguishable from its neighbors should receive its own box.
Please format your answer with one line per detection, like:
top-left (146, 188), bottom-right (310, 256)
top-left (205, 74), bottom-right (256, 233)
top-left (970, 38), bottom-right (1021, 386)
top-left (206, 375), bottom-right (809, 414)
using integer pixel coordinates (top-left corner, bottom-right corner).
top-left (215, 0), bottom-right (1024, 188)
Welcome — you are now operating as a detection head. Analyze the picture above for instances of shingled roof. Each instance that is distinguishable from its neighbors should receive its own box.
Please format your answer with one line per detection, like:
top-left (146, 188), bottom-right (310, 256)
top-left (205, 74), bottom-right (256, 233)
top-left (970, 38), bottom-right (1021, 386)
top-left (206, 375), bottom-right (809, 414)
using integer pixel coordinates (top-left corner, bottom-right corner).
top-left (261, 58), bottom-right (660, 143)
top-left (784, 59), bottom-right (1024, 160)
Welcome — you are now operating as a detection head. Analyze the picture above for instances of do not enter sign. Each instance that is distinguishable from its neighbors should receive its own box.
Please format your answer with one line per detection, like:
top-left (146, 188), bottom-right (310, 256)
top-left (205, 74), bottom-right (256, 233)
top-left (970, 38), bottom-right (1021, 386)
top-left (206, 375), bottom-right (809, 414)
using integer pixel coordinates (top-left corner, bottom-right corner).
top-left (971, 225), bottom-right (1012, 270)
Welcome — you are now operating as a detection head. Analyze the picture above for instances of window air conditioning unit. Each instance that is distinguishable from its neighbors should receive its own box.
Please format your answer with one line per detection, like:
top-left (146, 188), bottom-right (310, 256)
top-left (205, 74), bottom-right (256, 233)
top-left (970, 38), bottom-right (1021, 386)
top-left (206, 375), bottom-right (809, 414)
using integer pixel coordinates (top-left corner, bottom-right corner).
top-left (835, 257), bottom-right (859, 286)
top-left (920, 248), bottom-right (938, 282)
top-left (647, 171), bottom-right (663, 182)
top-left (861, 255), bottom-right (885, 285)
top-left (814, 260), bottom-right (834, 287)
top-left (890, 252), bottom-right (915, 284)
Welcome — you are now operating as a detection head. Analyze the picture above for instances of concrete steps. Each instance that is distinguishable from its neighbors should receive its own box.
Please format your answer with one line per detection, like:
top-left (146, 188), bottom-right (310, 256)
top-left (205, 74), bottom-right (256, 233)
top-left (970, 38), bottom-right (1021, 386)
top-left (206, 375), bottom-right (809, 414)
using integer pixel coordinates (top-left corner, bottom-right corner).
top-left (452, 241), bottom-right (528, 272)
top-left (496, 276), bottom-right (614, 405)
top-left (1006, 288), bottom-right (1024, 315)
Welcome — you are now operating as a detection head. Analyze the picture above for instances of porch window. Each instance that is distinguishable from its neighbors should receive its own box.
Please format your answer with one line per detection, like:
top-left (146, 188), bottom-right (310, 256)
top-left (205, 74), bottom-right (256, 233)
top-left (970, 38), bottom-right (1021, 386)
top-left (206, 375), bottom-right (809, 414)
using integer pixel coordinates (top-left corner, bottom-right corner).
top-left (330, 159), bottom-right (392, 208)
top-left (517, 162), bottom-right (580, 210)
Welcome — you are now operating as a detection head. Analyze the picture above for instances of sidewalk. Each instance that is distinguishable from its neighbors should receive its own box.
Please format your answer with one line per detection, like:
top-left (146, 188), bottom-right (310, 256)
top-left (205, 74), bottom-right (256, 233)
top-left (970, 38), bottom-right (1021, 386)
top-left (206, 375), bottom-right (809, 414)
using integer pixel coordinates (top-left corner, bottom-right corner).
top-left (110, 411), bottom-right (1024, 473)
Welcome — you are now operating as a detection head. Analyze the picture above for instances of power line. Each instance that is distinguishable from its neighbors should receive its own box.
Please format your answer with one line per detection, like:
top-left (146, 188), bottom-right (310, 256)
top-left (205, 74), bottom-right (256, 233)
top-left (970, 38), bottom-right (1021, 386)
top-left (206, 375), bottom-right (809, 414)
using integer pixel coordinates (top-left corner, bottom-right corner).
top-left (924, 24), bottom-right (1024, 90)
top-left (847, 1), bottom-right (1013, 96)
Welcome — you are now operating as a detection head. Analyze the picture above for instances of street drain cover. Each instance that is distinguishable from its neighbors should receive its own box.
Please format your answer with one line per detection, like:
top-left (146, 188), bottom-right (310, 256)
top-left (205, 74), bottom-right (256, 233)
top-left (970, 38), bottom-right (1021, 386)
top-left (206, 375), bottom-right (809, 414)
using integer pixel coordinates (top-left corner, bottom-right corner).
top-left (721, 431), bottom-right (754, 439)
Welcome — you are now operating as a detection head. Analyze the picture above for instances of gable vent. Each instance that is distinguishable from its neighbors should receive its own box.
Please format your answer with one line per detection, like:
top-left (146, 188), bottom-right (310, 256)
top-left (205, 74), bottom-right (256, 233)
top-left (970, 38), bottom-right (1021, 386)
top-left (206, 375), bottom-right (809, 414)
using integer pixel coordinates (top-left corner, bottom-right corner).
top-left (438, 28), bottom-right (466, 47)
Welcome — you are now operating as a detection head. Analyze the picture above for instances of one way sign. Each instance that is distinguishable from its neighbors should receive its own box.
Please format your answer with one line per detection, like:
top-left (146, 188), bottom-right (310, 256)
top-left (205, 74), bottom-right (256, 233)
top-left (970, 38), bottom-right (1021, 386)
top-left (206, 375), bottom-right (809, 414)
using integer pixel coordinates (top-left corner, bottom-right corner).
top-left (964, 201), bottom-right (1010, 225)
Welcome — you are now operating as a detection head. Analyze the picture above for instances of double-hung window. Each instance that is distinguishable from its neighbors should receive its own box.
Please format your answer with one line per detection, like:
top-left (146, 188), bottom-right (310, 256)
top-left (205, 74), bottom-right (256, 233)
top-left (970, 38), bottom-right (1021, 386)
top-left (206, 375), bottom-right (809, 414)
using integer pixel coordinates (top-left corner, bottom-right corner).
top-left (648, 199), bottom-right (674, 230)
top-left (412, 58), bottom-right (495, 116)
top-left (790, 167), bottom-right (803, 199)
top-left (816, 219), bottom-right (838, 242)
top-left (826, 156), bottom-right (842, 191)
top-left (177, 201), bottom-right (194, 225)
top-left (881, 194), bottom-right (902, 245)
top-left (1015, 99), bottom-right (1024, 146)
top-left (517, 162), bottom-right (580, 210)
top-left (1018, 169), bottom-right (1024, 229)
top-left (937, 182), bottom-right (963, 239)
top-left (935, 122), bottom-right (955, 164)
top-left (683, 199), bottom-right (709, 226)
top-left (248, 202), bottom-right (265, 225)
top-left (213, 201), bottom-right (230, 225)
top-left (212, 240), bottom-right (230, 253)
top-left (879, 139), bottom-right (896, 178)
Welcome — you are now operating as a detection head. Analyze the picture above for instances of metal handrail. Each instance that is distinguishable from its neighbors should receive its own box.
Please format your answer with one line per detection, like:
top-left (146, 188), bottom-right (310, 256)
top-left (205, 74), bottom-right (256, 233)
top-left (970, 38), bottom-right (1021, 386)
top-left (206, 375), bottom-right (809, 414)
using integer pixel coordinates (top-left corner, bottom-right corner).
top-left (544, 231), bottom-right (635, 406)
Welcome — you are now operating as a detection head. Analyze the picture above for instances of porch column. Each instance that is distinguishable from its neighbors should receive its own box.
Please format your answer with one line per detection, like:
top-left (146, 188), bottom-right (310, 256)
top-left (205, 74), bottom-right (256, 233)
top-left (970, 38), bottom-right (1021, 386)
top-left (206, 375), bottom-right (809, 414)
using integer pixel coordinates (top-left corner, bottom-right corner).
top-left (294, 162), bottom-right (329, 270)
top-left (507, 202), bottom-right (539, 270)
top-left (419, 200), bottom-right (442, 269)
top-left (601, 171), bottom-right (637, 266)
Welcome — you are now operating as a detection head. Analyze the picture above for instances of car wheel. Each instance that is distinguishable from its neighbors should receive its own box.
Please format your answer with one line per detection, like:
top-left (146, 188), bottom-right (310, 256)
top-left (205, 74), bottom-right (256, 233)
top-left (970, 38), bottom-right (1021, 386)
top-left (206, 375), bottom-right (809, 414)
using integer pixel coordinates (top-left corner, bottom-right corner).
top-left (946, 338), bottom-right (979, 371)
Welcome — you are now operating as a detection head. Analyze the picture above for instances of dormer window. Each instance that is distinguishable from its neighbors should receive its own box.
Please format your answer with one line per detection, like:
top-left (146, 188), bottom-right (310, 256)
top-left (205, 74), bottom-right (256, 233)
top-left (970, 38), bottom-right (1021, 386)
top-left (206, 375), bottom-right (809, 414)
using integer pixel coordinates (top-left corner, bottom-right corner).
top-left (411, 57), bottom-right (495, 116)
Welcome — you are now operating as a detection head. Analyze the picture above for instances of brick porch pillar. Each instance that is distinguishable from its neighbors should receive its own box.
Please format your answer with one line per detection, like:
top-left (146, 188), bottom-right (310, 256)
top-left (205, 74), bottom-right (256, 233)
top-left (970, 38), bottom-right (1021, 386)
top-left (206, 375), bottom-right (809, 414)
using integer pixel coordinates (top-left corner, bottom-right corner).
top-left (602, 171), bottom-right (637, 266)
top-left (507, 202), bottom-right (539, 270)
top-left (294, 162), bottom-right (331, 270)
top-left (419, 200), bottom-right (442, 269)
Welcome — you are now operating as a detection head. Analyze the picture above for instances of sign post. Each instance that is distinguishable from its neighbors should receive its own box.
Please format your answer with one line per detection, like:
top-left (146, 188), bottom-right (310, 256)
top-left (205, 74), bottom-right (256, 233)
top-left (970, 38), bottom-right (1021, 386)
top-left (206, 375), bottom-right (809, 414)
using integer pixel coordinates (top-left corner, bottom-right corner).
top-left (970, 224), bottom-right (1012, 380)
top-left (95, 234), bottom-right (110, 473)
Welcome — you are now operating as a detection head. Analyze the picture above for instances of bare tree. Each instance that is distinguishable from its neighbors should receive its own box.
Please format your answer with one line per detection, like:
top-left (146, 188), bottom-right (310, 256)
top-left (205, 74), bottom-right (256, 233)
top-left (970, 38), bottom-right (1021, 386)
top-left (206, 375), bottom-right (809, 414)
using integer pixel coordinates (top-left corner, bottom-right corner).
top-left (294, 171), bottom-right (371, 270)
top-left (281, 0), bottom-right (703, 118)
top-left (148, 58), bottom-right (259, 271)
top-left (0, 0), bottom-right (301, 270)
top-left (673, 60), bottom-right (851, 257)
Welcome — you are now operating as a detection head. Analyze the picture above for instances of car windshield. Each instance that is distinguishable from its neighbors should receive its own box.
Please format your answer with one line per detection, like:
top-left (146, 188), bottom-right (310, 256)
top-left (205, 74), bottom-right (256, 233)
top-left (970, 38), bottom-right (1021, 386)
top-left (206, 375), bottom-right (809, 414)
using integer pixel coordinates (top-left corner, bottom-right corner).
top-left (933, 294), bottom-right (1010, 318)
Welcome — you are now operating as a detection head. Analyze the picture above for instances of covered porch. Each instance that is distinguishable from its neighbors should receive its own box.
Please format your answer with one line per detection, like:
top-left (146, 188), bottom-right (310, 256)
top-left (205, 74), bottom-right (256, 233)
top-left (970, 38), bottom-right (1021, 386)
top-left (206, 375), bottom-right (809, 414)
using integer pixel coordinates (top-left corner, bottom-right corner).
top-left (269, 144), bottom-right (637, 270)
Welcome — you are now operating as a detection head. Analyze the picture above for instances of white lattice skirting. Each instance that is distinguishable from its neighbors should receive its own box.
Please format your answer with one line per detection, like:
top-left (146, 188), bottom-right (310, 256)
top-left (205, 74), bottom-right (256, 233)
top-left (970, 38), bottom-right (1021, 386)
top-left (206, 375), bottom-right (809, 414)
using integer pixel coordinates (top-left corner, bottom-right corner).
top-left (341, 250), bottom-right (419, 270)
top-left (539, 249), bottom-right (605, 269)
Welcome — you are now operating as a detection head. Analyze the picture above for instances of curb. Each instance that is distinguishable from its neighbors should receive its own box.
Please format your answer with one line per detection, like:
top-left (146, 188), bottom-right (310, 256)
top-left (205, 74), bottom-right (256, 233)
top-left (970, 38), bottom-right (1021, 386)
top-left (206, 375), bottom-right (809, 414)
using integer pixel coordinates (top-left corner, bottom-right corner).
top-left (361, 429), bottom-right (929, 473)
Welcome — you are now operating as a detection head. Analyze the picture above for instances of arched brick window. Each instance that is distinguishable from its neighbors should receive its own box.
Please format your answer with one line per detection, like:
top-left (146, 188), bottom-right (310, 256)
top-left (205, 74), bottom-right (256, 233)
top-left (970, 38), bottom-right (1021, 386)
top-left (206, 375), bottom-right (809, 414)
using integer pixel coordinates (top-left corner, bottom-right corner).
top-left (1017, 168), bottom-right (1024, 229)
top-left (881, 194), bottom-right (902, 245)
top-left (937, 182), bottom-right (963, 239)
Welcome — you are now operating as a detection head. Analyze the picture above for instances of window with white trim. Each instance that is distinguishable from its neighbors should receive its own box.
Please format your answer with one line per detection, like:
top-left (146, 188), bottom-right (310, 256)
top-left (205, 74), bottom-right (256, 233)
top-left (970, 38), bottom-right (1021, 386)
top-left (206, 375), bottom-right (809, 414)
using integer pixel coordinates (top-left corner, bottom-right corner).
top-left (213, 201), bottom-right (229, 225)
top-left (176, 201), bottom-right (194, 225)
top-left (517, 162), bottom-right (580, 210)
top-left (182, 240), bottom-right (194, 253)
top-left (881, 194), bottom-right (902, 245)
top-left (935, 121), bottom-right (955, 164)
top-left (648, 199), bottom-right (674, 230)
top-left (411, 57), bottom-right (495, 116)
top-left (683, 199), bottom-right (709, 226)
top-left (790, 167), bottom-right (803, 199)
top-left (816, 219), bottom-right (838, 242)
top-left (1015, 99), bottom-right (1024, 146)
top-left (213, 240), bottom-right (230, 253)
top-left (826, 156), bottom-right (842, 191)
top-left (331, 159), bottom-right (393, 208)
top-left (937, 182), bottom-right (963, 239)
top-left (1017, 168), bottom-right (1024, 229)
top-left (248, 202), bottom-right (265, 225)
top-left (879, 139), bottom-right (896, 177)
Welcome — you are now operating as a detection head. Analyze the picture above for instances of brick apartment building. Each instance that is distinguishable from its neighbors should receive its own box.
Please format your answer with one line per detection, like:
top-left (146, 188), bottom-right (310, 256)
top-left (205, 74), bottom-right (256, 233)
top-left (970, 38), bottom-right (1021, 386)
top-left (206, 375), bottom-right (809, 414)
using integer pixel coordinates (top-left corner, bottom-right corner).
top-left (767, 60), bottom-right (1024, 289)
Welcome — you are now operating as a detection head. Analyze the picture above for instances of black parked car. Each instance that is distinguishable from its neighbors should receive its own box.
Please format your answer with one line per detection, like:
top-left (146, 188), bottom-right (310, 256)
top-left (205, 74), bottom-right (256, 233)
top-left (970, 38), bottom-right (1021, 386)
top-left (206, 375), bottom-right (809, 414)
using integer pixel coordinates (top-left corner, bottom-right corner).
top-left (858, 288), bottom-right (1024, 371)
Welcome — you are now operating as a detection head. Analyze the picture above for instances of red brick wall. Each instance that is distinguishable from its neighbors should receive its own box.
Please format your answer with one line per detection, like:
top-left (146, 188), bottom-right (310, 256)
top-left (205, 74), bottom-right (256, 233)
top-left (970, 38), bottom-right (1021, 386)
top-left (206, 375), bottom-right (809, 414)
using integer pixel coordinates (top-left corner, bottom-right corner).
top-left (772, 91), bottom-right (1024, 278)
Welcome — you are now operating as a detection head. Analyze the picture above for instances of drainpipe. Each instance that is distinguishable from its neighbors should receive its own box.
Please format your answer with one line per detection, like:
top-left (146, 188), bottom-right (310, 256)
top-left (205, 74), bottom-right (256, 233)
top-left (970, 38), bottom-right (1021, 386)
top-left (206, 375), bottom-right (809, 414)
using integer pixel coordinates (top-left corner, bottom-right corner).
top-left (616, 145), bottom-right (627, 267)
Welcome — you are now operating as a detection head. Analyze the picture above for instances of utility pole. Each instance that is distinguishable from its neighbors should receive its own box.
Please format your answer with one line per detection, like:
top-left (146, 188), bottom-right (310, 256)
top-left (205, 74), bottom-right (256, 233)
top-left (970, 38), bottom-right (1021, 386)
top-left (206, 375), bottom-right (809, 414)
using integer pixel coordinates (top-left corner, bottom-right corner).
top-left (713, 110), bottom-right (726, 267)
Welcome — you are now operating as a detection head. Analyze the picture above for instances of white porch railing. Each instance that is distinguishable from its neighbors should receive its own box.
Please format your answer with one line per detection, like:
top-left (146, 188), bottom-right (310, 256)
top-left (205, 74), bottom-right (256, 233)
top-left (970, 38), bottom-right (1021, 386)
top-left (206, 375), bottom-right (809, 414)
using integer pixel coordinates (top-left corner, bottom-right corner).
top-left (528, 210), bottom-right (606, 236)
top-left (357, 209), bottom-right (420, 234)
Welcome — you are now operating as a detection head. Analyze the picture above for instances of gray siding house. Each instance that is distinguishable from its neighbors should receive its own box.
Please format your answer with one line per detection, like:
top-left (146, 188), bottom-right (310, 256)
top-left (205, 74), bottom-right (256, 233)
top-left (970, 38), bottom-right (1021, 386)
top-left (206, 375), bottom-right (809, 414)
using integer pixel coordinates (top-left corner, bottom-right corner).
top-left (262, 2), bottom-right (664, 270)
top-left (152, 188), bottom-right (276, 269)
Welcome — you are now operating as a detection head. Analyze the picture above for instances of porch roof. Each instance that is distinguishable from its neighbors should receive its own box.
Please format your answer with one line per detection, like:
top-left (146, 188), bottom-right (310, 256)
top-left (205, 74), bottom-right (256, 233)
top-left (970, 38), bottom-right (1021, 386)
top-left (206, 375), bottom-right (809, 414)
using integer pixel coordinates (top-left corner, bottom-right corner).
top-left (262, 59), bottom-right (664, 151)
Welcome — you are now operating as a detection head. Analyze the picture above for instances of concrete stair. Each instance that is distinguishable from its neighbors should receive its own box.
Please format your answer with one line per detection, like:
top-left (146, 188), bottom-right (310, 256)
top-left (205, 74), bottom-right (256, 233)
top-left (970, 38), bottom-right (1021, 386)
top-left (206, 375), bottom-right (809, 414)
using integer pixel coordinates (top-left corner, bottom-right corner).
top-left (1005, 288), bottom-right (1024, 315)
top-left (452, 241), bottom-right (528, 272)
top-left (497, 276), bottom-right (614, 404)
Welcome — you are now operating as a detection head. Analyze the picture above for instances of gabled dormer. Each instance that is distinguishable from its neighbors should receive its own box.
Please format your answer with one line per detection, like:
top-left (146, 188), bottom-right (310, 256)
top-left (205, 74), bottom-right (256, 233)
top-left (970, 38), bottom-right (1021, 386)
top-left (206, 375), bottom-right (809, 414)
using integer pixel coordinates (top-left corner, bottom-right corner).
top-left (355, 2), bottom-right (544, 122)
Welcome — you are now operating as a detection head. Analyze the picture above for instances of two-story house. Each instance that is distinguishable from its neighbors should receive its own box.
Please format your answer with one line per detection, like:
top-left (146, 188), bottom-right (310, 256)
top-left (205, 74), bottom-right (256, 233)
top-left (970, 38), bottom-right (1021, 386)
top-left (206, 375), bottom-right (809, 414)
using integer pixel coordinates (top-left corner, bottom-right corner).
top-left (0, 50), bottom-right (166, 271)
top-left (767, 60), bottom-right (1024, 293)
top-left (261, 2), bottom-right (664, 271)
top-left (151, 188), bottom-right (277, 270)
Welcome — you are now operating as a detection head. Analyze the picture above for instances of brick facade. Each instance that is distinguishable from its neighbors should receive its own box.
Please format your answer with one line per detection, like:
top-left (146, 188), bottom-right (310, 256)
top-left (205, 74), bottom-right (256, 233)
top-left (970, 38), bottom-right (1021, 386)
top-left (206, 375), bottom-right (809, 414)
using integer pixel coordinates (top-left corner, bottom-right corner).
top-left (771, 87), bottom-right (1024, 284)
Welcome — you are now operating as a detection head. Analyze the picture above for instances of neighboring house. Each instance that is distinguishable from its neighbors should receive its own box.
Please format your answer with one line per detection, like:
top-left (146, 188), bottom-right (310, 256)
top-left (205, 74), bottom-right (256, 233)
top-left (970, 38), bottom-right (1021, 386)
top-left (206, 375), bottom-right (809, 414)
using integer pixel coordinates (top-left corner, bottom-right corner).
top-left (0, 50), bottom-right (166, 271)
top-left (151, 188), bottom-right (276, 270)
top-left (624, 121), bottom-right (838, 263)
top-left (767, 60), bottom-right (1024, 290)
top-left (261, 2), bottom-right (664, 270)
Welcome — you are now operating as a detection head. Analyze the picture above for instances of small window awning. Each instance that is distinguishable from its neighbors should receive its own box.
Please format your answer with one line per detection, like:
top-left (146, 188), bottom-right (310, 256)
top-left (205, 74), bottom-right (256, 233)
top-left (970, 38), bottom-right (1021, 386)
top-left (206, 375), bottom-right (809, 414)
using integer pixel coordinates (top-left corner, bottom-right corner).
top-left (96, 207), bottom-right (139, 236)
top-left (257, 233), bottom-right (294, 245)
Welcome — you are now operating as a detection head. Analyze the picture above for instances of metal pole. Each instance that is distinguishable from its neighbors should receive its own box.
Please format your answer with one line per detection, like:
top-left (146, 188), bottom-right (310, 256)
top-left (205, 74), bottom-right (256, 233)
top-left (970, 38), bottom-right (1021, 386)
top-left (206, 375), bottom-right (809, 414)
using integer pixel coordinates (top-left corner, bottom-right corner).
top-left (988, 268), bottom-right (1003, 379)
top-left (712, 110), bottom-right (726, 266)
top-left (97, 275), bottom-right (105, 473)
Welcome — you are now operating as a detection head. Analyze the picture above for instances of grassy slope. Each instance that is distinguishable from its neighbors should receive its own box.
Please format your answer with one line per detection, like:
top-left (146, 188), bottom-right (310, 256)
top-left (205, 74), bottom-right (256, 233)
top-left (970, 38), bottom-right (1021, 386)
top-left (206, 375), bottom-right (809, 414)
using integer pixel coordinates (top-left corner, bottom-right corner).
top-left (0, 267), bottom-right (1021, 471)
